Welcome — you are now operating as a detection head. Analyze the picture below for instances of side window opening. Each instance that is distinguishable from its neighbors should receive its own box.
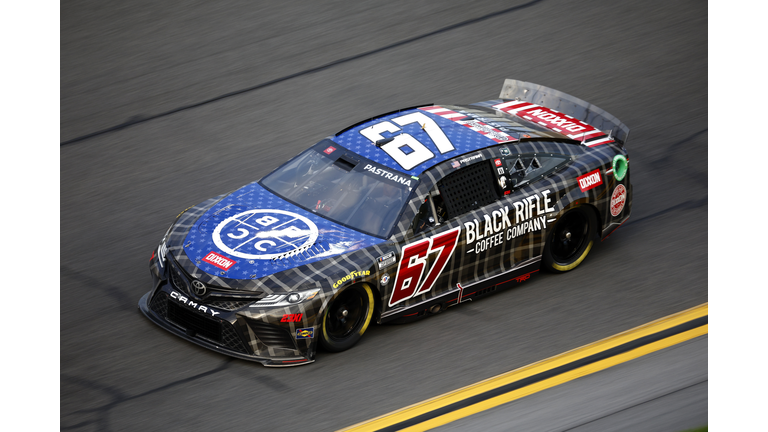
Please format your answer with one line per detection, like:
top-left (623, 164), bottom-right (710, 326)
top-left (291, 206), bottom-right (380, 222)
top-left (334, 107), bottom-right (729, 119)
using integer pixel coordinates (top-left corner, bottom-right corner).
top-left (437, 160), bottom-right (500, 219)
top-left (506, 154), bottom-right (570, 190)
top-left (411, 190), bottom-right (448, 235)
top-left (409, 153), bottom-right (570, 235)
top-left (432, 193), bottom-right (447, 223)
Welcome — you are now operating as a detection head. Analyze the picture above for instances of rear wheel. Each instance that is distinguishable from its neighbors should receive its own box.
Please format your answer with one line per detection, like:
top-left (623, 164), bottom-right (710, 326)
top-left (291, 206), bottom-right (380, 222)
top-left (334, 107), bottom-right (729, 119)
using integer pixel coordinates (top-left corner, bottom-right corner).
top-left (320, 283), bottom-right (374, 352)
top-left (542, 206), bottom-right (597, 273)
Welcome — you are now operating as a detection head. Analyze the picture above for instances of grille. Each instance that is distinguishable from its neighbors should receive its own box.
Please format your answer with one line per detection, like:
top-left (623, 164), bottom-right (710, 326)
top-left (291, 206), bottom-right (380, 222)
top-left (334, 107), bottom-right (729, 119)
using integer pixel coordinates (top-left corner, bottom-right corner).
top-left (248, 320), bottom-right (296, 350)
top-left (170, 265), bottom-right (186, 292)
top-left (150, 292), bottom-right (169, 317)
top-left (167, 302), bottom-right (221, 342)
top-left (221, 325), bottom-right (248, 353)
top-left (207, 300), bottom-right (254, 311)
top-left (161, 298), bottom-right (249, 354)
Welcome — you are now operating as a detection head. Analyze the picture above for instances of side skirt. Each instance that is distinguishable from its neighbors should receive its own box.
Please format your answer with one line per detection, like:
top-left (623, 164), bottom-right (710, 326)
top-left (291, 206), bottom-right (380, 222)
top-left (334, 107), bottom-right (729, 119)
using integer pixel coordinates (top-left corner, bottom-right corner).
top-left (380, 257), bottom-right (541, 324)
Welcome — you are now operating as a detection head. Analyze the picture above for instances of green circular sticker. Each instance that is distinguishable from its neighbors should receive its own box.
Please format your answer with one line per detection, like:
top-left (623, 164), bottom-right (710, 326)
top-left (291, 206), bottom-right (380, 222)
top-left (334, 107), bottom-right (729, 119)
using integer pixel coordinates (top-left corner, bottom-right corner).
top-left (612, 155), bottom-right (628, 181)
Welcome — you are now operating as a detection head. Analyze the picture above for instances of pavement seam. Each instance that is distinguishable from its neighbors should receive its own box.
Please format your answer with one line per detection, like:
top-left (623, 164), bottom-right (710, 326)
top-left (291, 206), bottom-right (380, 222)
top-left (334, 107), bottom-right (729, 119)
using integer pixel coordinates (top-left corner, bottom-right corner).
top-left (61, 0), bottom-right (545, 146)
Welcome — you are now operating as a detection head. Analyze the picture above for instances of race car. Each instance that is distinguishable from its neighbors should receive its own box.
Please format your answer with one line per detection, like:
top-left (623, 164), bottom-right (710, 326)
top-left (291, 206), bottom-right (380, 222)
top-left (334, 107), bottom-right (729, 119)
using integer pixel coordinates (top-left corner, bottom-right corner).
top-left (139, 79), bottom-right (631, 367)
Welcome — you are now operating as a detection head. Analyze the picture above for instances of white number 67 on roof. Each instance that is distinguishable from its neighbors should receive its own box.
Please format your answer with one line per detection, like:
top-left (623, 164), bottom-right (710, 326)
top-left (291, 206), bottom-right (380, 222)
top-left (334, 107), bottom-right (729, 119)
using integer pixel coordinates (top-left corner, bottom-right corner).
top-left (360, 112), bottom-right (455, 170)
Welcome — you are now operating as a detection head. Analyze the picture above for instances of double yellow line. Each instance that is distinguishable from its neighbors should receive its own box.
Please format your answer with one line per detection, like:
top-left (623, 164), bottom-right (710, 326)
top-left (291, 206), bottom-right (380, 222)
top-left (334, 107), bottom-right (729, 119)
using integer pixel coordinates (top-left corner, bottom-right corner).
top-left (340, 303), bottom-right (708, 432)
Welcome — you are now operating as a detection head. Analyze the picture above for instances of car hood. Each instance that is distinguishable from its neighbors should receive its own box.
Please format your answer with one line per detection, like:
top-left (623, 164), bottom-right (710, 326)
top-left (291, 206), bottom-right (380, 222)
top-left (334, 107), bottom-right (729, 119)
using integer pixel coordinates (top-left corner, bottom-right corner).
top-left (174, 182), bottom-right (384, 280)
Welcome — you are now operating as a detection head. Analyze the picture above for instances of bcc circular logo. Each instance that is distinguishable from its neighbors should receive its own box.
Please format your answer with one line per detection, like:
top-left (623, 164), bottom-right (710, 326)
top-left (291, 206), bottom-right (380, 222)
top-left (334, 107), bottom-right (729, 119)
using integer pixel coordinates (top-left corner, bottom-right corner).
top-left (212, 209), bottom-right (319, 260)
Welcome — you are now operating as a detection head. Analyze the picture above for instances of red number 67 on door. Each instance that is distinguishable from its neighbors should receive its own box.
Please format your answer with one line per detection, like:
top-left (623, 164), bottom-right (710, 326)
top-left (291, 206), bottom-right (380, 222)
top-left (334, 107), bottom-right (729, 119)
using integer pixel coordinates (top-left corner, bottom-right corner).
top-left (388, 227), bottom-right (461, 307)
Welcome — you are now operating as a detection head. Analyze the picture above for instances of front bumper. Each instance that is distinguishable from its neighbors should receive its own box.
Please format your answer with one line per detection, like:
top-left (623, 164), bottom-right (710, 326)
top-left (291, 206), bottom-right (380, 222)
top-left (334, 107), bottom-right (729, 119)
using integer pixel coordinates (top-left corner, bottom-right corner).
top-left (139, 258), bottom-right (322, 367)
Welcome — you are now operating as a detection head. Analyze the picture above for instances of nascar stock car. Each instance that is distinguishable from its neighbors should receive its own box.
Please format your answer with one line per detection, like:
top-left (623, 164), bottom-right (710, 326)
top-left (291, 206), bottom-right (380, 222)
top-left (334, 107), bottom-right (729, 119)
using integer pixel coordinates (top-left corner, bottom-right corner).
top-left (139, 79), bottom-right (632, 367)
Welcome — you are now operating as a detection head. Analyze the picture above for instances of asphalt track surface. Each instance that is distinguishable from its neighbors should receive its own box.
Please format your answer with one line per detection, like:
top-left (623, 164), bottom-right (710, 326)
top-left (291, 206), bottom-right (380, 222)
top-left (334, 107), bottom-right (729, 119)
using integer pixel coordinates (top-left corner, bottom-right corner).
top-left (434, 336), bottom-right (708, 432)
top-left (61, 1), bottom-right (707, 430)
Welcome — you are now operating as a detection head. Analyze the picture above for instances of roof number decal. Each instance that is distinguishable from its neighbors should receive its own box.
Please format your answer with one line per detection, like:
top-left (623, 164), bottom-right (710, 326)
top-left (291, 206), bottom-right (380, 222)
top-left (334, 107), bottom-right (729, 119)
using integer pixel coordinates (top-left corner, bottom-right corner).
top-left (360, 112), bottom-right (455, 170)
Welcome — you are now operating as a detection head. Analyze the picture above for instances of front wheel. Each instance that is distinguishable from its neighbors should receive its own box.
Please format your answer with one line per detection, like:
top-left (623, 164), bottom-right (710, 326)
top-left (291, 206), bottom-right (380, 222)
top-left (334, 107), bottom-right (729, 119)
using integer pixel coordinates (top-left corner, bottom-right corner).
top-left (320, 283), bottom-right (375, 352)
top-left (542, 206), bottom-right (597, 273)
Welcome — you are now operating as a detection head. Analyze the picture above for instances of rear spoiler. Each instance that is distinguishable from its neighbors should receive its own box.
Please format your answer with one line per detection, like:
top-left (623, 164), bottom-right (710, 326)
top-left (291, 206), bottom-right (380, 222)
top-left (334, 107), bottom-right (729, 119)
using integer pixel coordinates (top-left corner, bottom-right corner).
top-left (497, 79), bottom-right (630, 146)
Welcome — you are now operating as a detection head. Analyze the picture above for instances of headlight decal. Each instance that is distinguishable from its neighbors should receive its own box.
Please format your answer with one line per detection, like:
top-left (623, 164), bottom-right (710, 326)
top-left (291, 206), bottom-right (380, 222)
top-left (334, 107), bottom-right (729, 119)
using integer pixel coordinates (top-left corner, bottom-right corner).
top-left (157, 223), bottom-right (173, 268)
top-left (157, 242), bottom-right (168, 268)
top-left (250, 289), bottom-right (320, 308)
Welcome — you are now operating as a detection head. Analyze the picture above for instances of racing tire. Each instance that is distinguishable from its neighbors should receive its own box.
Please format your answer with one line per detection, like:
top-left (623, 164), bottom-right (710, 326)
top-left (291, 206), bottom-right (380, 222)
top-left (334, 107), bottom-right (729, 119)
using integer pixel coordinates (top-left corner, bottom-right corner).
top-left (542, 206), bottom-right (597, 273)
top-left (320, 283), bottom-right (375, 352)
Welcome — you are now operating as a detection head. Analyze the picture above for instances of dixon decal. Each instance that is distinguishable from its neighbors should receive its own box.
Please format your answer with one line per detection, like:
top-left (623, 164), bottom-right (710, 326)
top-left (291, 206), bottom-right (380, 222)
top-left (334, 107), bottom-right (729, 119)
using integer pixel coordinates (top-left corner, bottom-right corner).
top-left (524, 108), bottom-right (587, 133)
top-left (577, 169), bottom-right (603, 192)
top-left (464, 190), bottom-right (557, 254)
top-left (493, 101), bottom-right (602, 140)
top-left (202, 251), bottom-right (236, 270)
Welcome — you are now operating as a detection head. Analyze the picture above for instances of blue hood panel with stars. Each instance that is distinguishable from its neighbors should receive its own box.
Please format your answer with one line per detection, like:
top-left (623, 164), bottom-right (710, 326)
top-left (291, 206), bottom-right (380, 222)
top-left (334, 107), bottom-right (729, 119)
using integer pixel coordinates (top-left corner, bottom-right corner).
top-left (181, 183), bottom-right (383, 280)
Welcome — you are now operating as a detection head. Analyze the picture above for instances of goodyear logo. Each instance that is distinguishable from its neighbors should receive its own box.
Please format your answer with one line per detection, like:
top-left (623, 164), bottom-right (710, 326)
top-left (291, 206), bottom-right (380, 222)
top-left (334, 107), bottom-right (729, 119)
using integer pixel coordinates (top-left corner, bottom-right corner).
top-left (333, 270), bottom-right (371, 289)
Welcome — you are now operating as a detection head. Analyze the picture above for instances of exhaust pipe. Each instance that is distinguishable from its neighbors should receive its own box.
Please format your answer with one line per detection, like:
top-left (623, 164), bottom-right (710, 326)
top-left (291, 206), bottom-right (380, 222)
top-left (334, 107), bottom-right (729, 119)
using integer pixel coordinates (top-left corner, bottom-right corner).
top-left (429, 304), bottom-right (443, 314)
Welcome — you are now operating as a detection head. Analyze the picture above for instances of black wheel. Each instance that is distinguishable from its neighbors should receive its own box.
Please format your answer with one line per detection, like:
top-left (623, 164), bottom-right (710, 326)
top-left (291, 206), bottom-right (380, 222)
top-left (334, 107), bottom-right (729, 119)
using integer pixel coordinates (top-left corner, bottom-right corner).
top-left (320, 283), bottom-right (375, 352)
top-left (542, 206), bottom-right (597, 273)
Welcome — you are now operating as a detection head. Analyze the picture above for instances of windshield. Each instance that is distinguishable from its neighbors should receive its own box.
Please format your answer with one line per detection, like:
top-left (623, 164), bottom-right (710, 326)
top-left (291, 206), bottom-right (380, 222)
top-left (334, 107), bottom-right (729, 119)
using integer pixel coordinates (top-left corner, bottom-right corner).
top-left (260, 140), bottom-right (417, 238)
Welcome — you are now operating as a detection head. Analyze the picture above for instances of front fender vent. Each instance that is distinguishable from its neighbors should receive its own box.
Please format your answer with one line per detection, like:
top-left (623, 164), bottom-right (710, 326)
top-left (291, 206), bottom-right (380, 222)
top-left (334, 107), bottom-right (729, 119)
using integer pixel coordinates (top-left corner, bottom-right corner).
top-left (247, 320), bottom-right (297, 350)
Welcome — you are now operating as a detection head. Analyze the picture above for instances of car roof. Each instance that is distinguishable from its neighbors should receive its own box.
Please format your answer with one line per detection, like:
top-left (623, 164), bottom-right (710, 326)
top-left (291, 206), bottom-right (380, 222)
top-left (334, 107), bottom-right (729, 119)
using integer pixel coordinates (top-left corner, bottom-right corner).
top-left (330, 101), bottom-right (572, 177)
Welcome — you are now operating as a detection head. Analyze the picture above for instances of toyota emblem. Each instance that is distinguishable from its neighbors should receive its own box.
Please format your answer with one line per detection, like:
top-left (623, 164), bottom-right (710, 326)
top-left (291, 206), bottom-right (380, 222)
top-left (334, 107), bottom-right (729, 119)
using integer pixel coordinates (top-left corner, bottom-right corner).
top-left (191, 280), bottom-right (207, 297)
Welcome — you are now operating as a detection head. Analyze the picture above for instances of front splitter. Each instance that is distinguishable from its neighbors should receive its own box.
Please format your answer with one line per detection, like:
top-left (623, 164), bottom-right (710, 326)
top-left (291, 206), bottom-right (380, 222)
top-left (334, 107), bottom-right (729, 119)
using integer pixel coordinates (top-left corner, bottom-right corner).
top-left (138, 292), bottom-right (314, 367)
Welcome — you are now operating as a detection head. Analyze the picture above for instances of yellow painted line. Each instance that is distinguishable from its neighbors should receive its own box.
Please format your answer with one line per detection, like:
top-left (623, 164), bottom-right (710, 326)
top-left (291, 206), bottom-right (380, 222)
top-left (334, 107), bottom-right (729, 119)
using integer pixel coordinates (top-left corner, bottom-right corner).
top-left (339, 303), bottom-right (707, 432)
top-left (403, 324), bottom-right (708, 431)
